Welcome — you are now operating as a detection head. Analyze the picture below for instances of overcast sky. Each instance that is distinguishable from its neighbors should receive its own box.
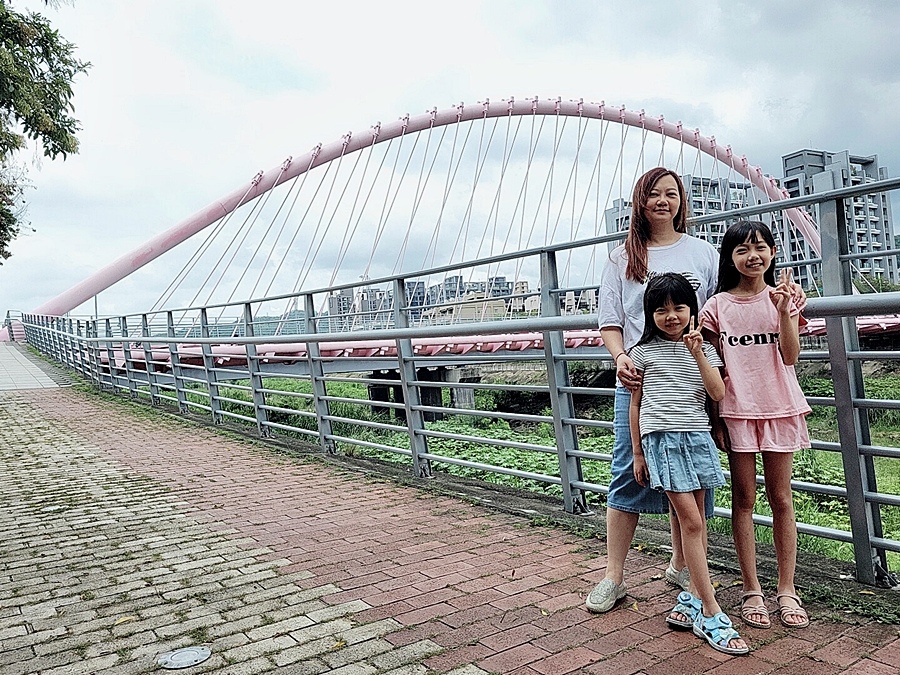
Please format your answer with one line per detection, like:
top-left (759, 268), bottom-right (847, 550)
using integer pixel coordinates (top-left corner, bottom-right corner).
top-left (2, 0), bottom-right (899, 317)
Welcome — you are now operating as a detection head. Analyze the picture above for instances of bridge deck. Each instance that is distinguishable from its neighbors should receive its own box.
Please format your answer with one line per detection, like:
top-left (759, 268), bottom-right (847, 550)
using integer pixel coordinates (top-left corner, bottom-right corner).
top-left (1, 345), bottom-right (898, 674)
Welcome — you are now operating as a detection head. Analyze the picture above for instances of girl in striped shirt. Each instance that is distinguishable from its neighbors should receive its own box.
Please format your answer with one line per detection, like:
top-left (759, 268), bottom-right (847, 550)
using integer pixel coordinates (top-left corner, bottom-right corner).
top-left (629, 272), bottom-right (748, 656)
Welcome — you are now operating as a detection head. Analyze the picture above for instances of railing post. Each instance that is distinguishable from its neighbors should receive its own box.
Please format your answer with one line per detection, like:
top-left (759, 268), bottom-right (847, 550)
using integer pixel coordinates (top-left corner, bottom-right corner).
top-left (72, 318), bottom-right (80, 372)
top-left (199, 308), bottom-right (222, 424)
top-left (51, 316), bottom-right (63, 363)
top-left (46, 316), bottom-right (54, 358)
top-left (45, 315), bottom-right (54, 355)
top-left (97, 318), bottom-right (114, 390)
top-left (165, 312), bottom-right (189, 413)
top-left (83, 320), bottom-right (96, 385)
top-left (303, 294), bottom-right (335, 453)
top-left (35, 315), bottom-right (43, 353)
top-left (393, 279), bottom-right (431, 477)
top-left (43, 315), bottom-right (52, 355)
top-left (31, 315), bottom-right (41, 352)
top-left (119, 317), bottom-right (140, 398)
top-left (242, 303), bottom-right (271, 437)
top-left (61, 317), bottom-right (71, 369)
top-left (74, 320), bottom-right (87, 378)
top-left (29, 315), bottom-right (39, 351)
top-left (819, 196), bottom-right (883, 585)
top-left (48, 316), bottom-right (57, 355)
top-left (73, 320), bottom-right (84, 380)
top-left (540, 251), bottom-right (589, 514)
top-left (141, 315), bottom-right (162, 402)
top-left (60, 318), bottom-right (71, 370)
top-left (55, 317), bottom-right (66, 367)
top-left (68, 319), bottom-right (78, 373)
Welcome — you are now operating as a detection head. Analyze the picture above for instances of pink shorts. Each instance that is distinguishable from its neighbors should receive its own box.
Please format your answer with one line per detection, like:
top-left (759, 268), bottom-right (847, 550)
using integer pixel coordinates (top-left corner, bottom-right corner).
top-left (723, 415), bottom-right (810, 453)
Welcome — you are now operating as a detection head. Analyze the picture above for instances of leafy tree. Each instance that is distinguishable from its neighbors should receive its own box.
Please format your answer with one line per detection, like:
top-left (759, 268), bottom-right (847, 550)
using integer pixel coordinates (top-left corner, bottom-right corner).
top-left (0, 0), bottom-right (89, 262)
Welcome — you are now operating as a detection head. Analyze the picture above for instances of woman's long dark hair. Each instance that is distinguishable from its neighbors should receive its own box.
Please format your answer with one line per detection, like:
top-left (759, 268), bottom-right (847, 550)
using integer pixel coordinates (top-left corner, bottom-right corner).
top-left (636, 272), bottom-right (699, 347)
top-left (714, 220), bottom-right (777, 294)
top-left (623, 167), bottom-right (689, 282)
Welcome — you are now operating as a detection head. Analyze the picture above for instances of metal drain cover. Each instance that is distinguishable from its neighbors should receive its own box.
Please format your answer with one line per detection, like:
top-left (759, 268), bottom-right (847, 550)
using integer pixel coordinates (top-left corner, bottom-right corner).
top-left (156, 646), bottom-right (211, 669)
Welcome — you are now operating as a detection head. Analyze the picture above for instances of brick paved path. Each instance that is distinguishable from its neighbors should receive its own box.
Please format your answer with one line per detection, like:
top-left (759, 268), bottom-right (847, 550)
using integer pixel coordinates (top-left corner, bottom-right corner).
top-left (1, 384), bottom-right (898, 674)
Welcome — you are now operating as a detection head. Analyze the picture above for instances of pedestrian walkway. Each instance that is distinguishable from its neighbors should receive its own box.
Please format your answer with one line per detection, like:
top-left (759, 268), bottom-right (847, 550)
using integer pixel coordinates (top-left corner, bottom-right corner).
top-left (0, 362), bottom-right (898, 673)
top-left (0, 342), bottom-right (70, 390)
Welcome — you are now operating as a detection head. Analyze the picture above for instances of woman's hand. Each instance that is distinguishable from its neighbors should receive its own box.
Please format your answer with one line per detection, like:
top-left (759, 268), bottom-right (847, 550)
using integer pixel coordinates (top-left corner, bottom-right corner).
top-left (616, 353), bottom-right (642, 391)
top-left (711, 416), bottom-right (731, 452)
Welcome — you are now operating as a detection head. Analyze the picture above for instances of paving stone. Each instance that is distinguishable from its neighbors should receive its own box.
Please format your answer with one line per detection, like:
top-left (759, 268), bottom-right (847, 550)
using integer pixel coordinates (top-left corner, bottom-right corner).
top-left (306, 599), bottom-right (371, 623)
top-left (326, 664), bottom-right (378, 675)
top-left (370, 639), bottom-right (445, 670)
top-left (321, 637), bottom-right (397, 668)
top-left (221, 633), bottom-right (299, 662)
top-left (245, 615), bottom-right (316, 641)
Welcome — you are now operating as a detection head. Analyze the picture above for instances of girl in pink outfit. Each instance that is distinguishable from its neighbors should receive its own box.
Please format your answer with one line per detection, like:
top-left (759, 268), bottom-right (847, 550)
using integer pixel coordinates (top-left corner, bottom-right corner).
top-left (699, 220), bottom-right (812, 631)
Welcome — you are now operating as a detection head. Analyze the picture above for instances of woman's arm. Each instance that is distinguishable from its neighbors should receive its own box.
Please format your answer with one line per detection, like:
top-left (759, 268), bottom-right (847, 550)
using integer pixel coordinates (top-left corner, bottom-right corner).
top-left (629, 384), bottom-right (649, 487)
top-left (601, 326), bottom-right (641, 391)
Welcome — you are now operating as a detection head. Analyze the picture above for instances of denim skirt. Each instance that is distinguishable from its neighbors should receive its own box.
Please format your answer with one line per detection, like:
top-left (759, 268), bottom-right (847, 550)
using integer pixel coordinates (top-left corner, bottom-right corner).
top-left (642, 430), bottom-right (726, 493)
top-left (607, 387), bottom-right (715, 515)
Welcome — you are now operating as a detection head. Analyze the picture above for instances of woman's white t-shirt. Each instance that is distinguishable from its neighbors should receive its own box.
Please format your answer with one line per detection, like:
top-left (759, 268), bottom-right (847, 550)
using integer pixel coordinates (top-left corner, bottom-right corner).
top-left (598, 234), bottom-right (719, 351)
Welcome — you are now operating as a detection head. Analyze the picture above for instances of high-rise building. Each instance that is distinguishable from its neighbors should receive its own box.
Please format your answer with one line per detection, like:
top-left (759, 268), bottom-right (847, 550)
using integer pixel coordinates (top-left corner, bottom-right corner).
top-left (782, 149), bottom-right (897, 287)
top-left (405, 280), bottom-right (426, 322)
top-left (325, 288), bottom-right (355, 332)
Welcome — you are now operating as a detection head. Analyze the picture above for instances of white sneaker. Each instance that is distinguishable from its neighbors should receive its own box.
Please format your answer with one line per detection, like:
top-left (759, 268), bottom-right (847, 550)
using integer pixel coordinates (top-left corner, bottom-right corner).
top-left (585, 578), bottom-right (627, 613)
top-left (665, 563), bottom-right (690, 591)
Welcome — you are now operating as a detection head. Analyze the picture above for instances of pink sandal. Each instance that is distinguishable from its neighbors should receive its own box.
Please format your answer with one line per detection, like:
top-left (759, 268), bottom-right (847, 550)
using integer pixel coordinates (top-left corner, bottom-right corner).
top-left (740, 591), bottom-right (770, 629)
top-left (775, 593), bottom-right (810, 628)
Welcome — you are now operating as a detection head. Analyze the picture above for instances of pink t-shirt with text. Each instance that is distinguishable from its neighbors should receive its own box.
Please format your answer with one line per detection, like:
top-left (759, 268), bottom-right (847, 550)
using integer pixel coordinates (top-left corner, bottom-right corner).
top-left (699, 289), bottom-right (811, 420)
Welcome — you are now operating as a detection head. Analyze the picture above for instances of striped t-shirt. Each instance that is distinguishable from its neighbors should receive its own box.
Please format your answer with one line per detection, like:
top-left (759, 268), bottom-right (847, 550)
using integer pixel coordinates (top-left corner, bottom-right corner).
top-left (629, 337), bottom-right (724, 436)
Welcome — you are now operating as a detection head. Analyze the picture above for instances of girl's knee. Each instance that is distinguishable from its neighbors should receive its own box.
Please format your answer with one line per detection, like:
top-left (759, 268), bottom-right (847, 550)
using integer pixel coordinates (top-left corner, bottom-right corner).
top-left (731, 488), bottom-right (757, 513)
top-left (767, 491), bottom-right (796, 518)
top-left (676, 511), bottom-right (706, 536)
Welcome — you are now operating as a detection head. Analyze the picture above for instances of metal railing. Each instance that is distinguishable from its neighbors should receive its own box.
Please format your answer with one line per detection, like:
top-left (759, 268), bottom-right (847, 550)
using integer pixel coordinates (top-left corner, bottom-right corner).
top-left (15, 176), bottom-right (900, 588)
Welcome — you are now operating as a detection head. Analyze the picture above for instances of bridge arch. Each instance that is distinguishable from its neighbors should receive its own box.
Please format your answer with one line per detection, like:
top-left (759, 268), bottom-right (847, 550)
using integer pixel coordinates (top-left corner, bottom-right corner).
top-left (33, 97), bottom-right (819, 317)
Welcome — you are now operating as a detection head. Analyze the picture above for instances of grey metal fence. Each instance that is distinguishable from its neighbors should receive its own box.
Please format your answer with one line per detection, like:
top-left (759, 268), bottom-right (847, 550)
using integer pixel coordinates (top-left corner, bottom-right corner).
top-left (12, 177), bottom-right (900, 588)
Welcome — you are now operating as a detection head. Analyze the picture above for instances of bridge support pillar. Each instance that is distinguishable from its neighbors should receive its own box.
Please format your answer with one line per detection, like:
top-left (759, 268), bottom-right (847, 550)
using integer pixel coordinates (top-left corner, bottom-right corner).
top-left (416, 368), bottom-right (444, 422)
top-left (445, 367), bottom-right (476, 410)
top-left (367, 375), bottom-right (392, 417)
top-left (370, 369), bottom-right (444, 423)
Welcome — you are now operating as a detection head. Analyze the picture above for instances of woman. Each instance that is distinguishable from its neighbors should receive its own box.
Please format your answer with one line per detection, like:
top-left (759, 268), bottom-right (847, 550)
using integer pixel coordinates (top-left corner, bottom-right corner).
top-left (586, 167), bottom-right (719, 613)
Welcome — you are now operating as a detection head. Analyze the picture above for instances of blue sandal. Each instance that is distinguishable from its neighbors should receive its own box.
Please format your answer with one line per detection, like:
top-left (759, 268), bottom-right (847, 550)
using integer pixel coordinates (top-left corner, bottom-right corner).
top-left (693, 611), bottom-right (749, 655)
top-left (666, 591), bottom-right (701, 629)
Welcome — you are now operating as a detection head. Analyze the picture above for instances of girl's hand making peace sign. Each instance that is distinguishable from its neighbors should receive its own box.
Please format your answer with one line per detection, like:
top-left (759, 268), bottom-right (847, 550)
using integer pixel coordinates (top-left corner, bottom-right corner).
top-left (770, 268), bottom-right (793, 316)
top-left (683, 316), bottom-right (704, 358)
